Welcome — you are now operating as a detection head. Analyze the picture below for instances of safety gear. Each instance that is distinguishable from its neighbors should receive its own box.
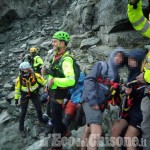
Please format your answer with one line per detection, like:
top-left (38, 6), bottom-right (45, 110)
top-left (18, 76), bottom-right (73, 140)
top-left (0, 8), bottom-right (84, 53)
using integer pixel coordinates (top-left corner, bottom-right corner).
top-left (29, 47), bottom-right (38, 54)
top-left (128, 0), bottom-right (150, 38)
top-left (15, 73), bottom-right (46, 100)
top-left (52, 31), bottom-right (70, 43)
top-left (144, 69), bottom-right (150, 83)
top-left (47, 51), bottom-right (76, 89)
top-left (143, 50), bottom-right (150, 83)
top-left (19, 62), bottom-right (31, 70)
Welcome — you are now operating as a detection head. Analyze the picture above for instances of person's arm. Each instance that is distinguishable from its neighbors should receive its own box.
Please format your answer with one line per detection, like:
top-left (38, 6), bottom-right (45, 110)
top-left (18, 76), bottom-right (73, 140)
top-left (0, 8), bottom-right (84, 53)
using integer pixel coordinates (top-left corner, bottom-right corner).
top-left (35, 73), bottom-right (47, 86)
top-left (14, 77), bottom-right (21, 101)
top-left (128, 0), bottom-right (150, 38)
top-left (83, 61), bottom-right (102, 107)
top-left (144, 69), bottom-right (150, 83)
top-left (52, 57), bottom-right (76, 87)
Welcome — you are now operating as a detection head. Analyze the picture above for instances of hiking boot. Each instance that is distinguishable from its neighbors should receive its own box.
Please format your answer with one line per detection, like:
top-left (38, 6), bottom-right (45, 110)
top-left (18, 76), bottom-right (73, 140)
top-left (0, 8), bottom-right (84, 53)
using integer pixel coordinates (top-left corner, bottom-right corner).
top-left (20, 130), bottom-right (26, 138)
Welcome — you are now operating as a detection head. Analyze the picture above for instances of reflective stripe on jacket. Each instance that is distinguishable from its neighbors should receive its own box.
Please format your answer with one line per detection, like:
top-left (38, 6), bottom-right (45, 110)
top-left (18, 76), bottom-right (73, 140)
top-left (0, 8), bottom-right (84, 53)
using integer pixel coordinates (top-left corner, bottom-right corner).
top-left (128, 0), bottom-right (150, 38)
top-left (15, 73), bottom-right (46, 99)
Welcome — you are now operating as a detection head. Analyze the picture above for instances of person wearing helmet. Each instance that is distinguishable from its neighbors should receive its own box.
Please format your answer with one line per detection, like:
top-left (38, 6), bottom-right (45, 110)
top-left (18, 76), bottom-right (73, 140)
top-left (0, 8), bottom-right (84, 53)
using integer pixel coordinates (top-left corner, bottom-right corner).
top-left (14, 62), bottom-right (46, 138)
top-left (45, 31), bottom-right (76, 149)
top-left (24, 47), bottom-right (43, 74)
top-left (128, 0), bottom-right (150, 38)
top-left (136, 46), bottom-right (150, 149)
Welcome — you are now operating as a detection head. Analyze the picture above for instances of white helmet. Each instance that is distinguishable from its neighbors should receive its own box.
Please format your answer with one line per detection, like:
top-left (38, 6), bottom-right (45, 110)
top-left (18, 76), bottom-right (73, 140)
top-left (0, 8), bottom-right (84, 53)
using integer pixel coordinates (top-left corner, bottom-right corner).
top-left (19, 62), bottom-right (31, 70)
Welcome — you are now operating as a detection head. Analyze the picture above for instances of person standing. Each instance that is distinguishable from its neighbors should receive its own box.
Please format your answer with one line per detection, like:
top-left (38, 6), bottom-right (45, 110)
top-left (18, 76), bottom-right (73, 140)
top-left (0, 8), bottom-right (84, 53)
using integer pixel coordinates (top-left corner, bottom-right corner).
top-left (81, 48), bottom-right (126, 150)
top-left (46, 31), bottom-right (76, 149)
top-left (14, 62), bottom-right (46, 137)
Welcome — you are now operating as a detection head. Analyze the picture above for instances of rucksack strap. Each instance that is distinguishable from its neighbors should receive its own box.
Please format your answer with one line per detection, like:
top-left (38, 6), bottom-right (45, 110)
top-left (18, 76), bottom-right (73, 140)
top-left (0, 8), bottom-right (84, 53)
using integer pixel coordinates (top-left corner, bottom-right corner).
top-left (19, 72), bottom-right (38, 91)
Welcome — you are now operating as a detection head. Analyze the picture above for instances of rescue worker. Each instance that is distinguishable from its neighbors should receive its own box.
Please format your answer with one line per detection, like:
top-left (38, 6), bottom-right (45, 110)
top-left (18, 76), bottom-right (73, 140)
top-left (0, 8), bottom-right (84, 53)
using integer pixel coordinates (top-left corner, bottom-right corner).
top-left (112, 50), bottom-right (146, 150)
top-left (24, 47), bottom-right (43, 74)
top-left (136, 45), bottom-right (150, 150)
top-left (14, 62), bottom-right (46, 137)
top-left (128, 0), bottom-right (150, 38)
top-left (45, 31), bottom-right (76, 149)
top-left (80, 48), bottom-right (127, 150)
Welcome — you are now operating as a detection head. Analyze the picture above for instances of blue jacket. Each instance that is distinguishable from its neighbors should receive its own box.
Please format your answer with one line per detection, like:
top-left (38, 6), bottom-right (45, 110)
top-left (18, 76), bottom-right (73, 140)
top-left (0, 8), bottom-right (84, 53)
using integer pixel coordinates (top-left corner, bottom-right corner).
top-left (81, 48), bottom-right (127, 106)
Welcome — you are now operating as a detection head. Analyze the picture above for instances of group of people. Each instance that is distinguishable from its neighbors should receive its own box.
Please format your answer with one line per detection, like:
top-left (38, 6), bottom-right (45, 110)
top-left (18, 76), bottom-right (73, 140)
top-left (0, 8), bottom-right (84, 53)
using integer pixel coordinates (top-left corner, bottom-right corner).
top-left (14, 31), bottom-right (84, 149)
top-left (14, 30), bottom-right (150, 150)
top-left (13, 0), bottom-right (150, 150)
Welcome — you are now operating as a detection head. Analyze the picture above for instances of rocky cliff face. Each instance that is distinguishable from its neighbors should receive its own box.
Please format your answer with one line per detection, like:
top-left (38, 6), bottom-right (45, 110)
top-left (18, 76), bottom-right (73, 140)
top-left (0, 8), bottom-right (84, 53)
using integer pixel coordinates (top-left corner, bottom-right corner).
top-left (0, 0), bottom-right (149, 149)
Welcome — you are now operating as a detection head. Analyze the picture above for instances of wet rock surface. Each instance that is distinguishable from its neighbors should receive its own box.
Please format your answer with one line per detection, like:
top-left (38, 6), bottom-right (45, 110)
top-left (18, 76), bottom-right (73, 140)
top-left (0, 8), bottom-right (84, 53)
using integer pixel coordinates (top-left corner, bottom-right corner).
top-left (0, 0), bottom-right (148, 149)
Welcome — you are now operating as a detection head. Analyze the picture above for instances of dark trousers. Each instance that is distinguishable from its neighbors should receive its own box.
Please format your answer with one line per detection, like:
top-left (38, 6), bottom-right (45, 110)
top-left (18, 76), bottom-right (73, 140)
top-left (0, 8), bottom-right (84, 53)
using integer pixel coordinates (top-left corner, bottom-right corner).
top-left (19, 93), bottom-right (43, 131)
top-left (51, 101), bottom-right (67, 136)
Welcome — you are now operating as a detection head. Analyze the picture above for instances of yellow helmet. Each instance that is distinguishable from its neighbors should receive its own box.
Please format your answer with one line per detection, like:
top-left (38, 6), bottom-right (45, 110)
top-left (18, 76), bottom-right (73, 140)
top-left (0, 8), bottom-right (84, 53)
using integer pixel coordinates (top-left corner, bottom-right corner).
top-left (29, 47), bottom-right (38, 54)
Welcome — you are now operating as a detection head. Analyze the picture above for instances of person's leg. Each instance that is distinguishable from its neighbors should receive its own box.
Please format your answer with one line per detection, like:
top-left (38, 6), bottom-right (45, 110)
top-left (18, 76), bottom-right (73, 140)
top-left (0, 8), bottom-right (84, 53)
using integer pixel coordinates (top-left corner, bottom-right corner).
top-left (19, 95), bottom-right (29, 132)
top-left (51, 101), bottom-right (67, 149)
top-left (124, 125), bottom-right (140, 150)
top-left (51, 101), bottom-right (67, 135)
top-left (111, 119), bottom-right (128, 150)
top-left (81, 125), bottom-right (91, 150)
top-left (141, 96), bottom-right (150, 150)
top-left (88, 124), bottom-right (102, 150)
top-left (31, 94), bottom-right (43, 122)
top-left (81, 102), bottom-right (103, 150)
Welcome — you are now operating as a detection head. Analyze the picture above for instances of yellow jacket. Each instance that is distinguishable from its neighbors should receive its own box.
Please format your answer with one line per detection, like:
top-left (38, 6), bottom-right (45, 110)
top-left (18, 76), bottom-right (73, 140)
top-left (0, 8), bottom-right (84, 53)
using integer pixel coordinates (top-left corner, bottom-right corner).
top-left (144, 51), bottom-right (150, 83)
top-left (15, 73), bottom-right (46, 100)
top-left (47, 51), bottom-right (76, 89)
top-left (128, 0), bottom-right (150, 38)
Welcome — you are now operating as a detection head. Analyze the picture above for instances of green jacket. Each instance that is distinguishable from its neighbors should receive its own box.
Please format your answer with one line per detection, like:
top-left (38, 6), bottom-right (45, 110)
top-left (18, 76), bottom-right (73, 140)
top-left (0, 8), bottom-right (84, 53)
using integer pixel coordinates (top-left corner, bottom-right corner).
top-left (48, 51), bottom-right (75, 89)
top-left (128, 0), bottom-right (150, 38)
top-left (33, 55), bottom-right (43, 73)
